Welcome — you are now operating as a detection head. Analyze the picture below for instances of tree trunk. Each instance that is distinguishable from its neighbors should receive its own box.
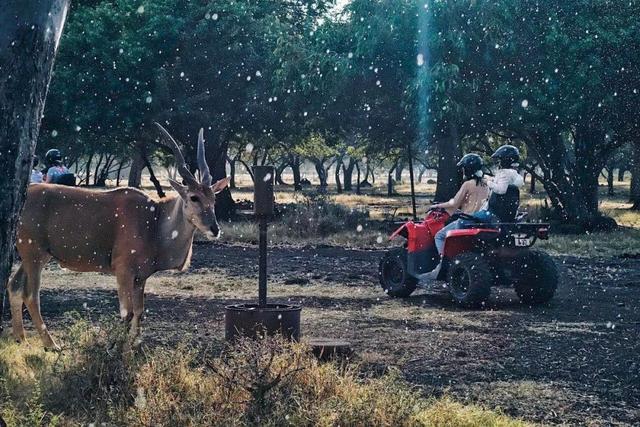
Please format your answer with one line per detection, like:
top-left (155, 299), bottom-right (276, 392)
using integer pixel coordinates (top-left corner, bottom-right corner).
top-left (618, 167), bottom-right (626, 182)
top-left (140, 150), bottom-right (165, 198)
top-left (84, 153), bottom-right (93, 186)
top-left (529, 172), bottom-right (536, 194)
top-left (355, 161), bottom-right (361, 195)
top-left (394, 160), bottom-right (404, 182)
top-left (434, 121), bottom-right (462, 202)
top-left (116, 161), bottom-right (124, 187)
top-left (93, 152), bottom-right (103, 185)
top-left (343, 158), bottom-right (356, 192)
top-left (205, 135), bottom-right (235, 220)
top-left (606, 168), bottom-right (615, 196)
top-left (631, 143), bottom-right (640, 210)
top-left (335, 156), bottom-right (343, 194)
top-left (228, 155), bottom-right (237, 189)
top-left (387, 161), bottom-right (397, 196)
top-left (291, 156), bottom-right (302, 191)
top-left (275, 161), bottom-right (287, 186)
top-left (314, 159), bottom-right (328, 191)
top-left (128, 143), bottom-right (145, 188)
top-left (0, 0), bottom-right (70, 330)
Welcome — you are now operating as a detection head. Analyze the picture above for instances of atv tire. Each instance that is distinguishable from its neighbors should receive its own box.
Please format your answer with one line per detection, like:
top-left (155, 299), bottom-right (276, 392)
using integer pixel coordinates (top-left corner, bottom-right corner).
top-left (447, 252), bottom-right (492, 308)
top-left (513, 250), bottom-right (558, 304)
top-left (379, 248), bottom-right (417, 298)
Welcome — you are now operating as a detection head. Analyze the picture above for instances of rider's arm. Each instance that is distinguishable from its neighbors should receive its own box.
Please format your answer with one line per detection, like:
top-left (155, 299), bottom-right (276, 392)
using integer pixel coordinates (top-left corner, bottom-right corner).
top-left (432, 182), bottom-right (468, 210)
top-left (488, 169), bottom-right (523, 195)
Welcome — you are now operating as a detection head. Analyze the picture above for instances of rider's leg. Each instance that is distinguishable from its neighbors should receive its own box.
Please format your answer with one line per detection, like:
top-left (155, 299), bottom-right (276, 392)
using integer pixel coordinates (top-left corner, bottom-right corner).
top-left (419, 220), bottom-right (463, 282)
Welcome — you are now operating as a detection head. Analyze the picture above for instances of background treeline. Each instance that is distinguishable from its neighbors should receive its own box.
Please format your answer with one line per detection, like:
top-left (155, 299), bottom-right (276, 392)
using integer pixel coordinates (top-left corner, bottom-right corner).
top-left (39, 0), bottom-right (640, 228)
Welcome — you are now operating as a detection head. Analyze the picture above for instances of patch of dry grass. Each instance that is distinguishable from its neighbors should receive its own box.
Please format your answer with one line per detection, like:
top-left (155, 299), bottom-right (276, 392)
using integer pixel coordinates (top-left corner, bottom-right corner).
top-left (0, 321), bottom-right (529, 426)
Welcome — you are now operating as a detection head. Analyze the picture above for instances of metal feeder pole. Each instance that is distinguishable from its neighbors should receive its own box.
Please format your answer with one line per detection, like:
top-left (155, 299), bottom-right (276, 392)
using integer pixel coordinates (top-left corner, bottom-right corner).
top-left (258, 217), bottom-right (268, 307)
top-left (252, 166), bottom-right (274, 307)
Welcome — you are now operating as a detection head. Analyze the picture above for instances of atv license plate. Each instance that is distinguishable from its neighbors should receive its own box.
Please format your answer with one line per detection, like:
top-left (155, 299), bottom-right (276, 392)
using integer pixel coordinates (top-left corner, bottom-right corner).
top-left (514, 235), bottom-right (532, 247)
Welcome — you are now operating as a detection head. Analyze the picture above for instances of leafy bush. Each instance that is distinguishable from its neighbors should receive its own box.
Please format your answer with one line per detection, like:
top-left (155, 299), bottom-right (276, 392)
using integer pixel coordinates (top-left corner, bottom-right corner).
top-left (277, 193), bottom-right (370, 237)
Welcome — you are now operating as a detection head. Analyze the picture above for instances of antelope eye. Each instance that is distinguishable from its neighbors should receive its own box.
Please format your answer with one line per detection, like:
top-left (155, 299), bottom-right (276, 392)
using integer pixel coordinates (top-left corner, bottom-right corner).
top-left (190, 195), bottom-right (200, 203)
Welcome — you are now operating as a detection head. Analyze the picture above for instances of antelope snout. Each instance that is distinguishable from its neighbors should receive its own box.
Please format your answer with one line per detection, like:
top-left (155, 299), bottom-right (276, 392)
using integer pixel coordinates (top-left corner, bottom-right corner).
top-left (207, 224), bottom-right (221, 240)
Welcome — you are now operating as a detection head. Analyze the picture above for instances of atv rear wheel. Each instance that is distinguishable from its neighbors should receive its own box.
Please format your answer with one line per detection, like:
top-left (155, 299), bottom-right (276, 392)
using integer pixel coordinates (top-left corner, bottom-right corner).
top-left (447, 253), bottom-right (492, 308)
top-left (379, 248), bottom-right (417, 298)
top-left (513, 250), bottom-right (558, 304)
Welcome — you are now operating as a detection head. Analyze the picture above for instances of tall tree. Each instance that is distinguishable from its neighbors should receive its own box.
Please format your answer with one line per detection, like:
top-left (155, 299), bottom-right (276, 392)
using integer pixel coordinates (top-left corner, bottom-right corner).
top-left (0, 0), bottom-right (70, 329)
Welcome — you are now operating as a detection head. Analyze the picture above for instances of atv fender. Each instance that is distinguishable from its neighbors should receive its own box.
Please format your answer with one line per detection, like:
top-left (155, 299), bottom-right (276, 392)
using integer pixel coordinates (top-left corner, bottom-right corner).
top-left (391, 221), bottom-right (439, 276)
top-left (442, 228), bottom-right (500, 259)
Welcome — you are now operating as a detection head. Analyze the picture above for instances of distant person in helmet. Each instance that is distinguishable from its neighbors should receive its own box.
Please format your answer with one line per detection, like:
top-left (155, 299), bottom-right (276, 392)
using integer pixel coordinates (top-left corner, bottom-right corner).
top-left (44, 149), bottom-right (75, 185)
top-left (30, 156), bottom-right (43, 184)
top-left (419, 153), bottom-right (490, 281)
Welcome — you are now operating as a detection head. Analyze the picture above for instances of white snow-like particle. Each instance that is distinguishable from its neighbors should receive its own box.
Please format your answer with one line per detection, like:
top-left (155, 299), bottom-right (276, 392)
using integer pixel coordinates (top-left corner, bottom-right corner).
top-left (245, 143), bottom-right (254, 153)
top-left (149, 206), bottom-right (155, 212)
top-left (131, 249), bottom-right (137, 254)
top-left (376, 235), bottom-right (384, 244)
top-left (212, 13), bottom-right (219, 20)
top-left (145, 96), bottom-right (152, 104)
top-left (521, 99), bottom-right (529, 108)
top-left (263, 173), bottom-right (272, 182)
top-left (137, 5), bottom-right (144, 14)
top-left (356, 224), bottom-right (363, 232)
top-left (171, 230), bottom-right (179, 239)
top-left (51, 130), bottom-right (58, 137)
top-left (348, 52), bottom-right (354, 59)
top-left (75, 125), bottom-right (81, 131)
top-left (416, 53), bottom-right (425, 66)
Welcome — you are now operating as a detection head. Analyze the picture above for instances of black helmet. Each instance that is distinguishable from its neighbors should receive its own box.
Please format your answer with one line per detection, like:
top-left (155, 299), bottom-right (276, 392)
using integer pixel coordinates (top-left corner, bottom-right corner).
top-left (491, 145), bottom-right (520, 168)
top-left (456, 153), bottom-right (484, 181)
top-left (45, 149), bottom-right (62, 165)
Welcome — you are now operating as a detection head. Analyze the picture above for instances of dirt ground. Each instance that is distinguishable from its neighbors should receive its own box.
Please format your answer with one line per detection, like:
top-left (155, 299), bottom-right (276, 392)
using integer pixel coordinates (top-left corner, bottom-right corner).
top-left (19, 241), bottom-right (640, 426)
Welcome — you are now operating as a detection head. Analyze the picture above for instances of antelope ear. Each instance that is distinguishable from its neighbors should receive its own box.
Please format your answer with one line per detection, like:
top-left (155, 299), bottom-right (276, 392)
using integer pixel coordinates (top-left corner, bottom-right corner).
top-left (211, 177), bottom-right (231, 194)
top-left (169, 178), bottom-right (189, 199)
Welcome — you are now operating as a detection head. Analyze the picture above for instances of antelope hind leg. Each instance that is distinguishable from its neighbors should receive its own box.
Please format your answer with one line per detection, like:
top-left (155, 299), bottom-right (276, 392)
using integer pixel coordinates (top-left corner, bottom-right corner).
top-left (128, 277), bottom-right (146, 347)
top-left (8, 266), bottom-right (26, 343)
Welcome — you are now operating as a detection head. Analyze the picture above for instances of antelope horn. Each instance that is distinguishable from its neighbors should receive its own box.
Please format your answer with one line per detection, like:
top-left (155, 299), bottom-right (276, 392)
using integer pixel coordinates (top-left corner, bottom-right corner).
top-left (154, 122), bottom-right (198, 186)
top-left (197, 128), bottom-right (212, 186)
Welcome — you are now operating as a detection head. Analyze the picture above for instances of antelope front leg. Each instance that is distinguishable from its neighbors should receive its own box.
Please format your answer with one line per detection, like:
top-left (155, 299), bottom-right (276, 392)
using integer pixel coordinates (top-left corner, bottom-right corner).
top-left (116, 269), bottom-right (146, 346)
top-left (21, 262), bottom-right (59, 350)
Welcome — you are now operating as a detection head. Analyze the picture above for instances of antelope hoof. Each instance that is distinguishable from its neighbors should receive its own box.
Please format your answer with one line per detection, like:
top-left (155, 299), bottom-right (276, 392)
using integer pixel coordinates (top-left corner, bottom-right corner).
top-left (11, 331), bottom-right (26, 344)
top-left (44, 342), bottom-right (62, 353)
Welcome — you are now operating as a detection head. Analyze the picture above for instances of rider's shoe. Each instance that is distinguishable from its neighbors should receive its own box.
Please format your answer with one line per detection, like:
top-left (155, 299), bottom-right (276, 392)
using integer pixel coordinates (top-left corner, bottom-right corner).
top-left (417, 261), bottom-right (442, 285)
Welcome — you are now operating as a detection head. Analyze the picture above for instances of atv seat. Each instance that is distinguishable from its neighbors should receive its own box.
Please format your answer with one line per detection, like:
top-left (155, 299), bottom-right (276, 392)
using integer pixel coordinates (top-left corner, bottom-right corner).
top-left (487, 185), bottom-right (519, 223)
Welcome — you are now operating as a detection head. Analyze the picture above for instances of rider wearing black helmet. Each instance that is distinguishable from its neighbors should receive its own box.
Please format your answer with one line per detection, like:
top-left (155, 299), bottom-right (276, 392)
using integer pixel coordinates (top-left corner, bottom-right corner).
top-left (420, 153), bottom-right (490, 282)
top-left (486, 144), bottom-right (523, 196)
top-left (491, 144), bottom-right (520, 169)
top-left (458, 153), bottom-right (485, 184)
top-left (44, 148), bottom-right (74, 185)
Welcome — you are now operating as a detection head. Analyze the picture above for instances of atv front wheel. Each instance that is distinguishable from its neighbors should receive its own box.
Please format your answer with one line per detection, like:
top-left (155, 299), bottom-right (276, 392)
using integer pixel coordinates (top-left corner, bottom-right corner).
top-left (447, 253), bottom-right (492, 308)
top-left (513, 250), bottom-right (558, 304)
top-left (379, 248), bottom-right (417, 298)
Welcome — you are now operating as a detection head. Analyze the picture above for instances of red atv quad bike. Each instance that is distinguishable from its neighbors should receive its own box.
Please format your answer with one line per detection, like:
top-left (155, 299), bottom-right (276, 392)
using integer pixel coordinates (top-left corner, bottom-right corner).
top-left (378, 187), bottom-right (559, 308)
